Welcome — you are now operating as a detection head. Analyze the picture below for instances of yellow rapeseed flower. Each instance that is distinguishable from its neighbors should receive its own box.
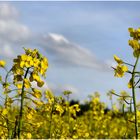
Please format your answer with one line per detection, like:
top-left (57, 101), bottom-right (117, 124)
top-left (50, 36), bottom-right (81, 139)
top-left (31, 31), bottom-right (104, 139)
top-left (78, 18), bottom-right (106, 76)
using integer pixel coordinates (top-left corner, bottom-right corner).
top-left (21, 54), bottom-right (28, 61)
top-left (27, 55), bottom-right (32, 61)
top-left (24, 48), bottom-right (32, 55)
top-left (25, 61), bottom-right (31, 68)
top-left (32, 73), bottom-right (40, 82)
top-left (0, 60), bottom-right (6, 67)
top-left (2, 108), bottom-right (8, 115)
top-left (37, 80), bottom-right (44, 87)
top-left (15, 83), bottom-right (22, 89)
top-left (114, 55), bottom-right (123, 64)
top-left (26, 133), bottom-right (32, 139)
top-left (128, 79), bottom-right (133, 88)
top-left (128, 39), bottom-right (140, 50)
top-left (26, 113), bottom-right (32, 120)
top-left (55, 104), bottom-right (64, 115)
top-left (32, 88), bottom-right (42, 99)
top-left (20, 61), bottom-right (25, 68)
top-left (128, 27), bottom-right (140, 40)
top-left (24, 78), bottom-right (31, 88)
top-left (33, 100), bottom-right (43, 106)
top-left (114, 65), bottom-right (128, 77)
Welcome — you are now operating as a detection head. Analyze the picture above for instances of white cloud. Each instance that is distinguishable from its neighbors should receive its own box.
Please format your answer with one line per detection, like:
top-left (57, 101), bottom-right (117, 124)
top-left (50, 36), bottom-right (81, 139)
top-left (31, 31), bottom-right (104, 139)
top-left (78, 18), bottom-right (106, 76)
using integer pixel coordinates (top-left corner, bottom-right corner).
top-left (49, 33), bottom-right (69, 43)
top-left (39, 33), bottom-right (109, 71)
top-left (0, 3), bottom-right (31, 58)
top-left (105, 59), bottom-right (117, 68)
top-left (0, 3), bottom-right (18, 19)
top-left (0, 3), bottom-right (110, 72)
top-left (0, 44), bottom-right (15, 58)
top-left (0, 20), bottom-right (31, 43)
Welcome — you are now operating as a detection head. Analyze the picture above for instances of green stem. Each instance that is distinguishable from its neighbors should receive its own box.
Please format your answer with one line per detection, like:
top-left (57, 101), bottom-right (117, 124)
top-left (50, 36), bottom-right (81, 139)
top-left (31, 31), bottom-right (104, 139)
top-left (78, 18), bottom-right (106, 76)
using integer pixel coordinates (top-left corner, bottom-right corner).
top-left (49, 101), bottom-right (54, 139)
top-left (4, 69), bottom-right (12, 139)
top-left (130, 99), bottom-right (132, 113)
top-left (124, 62), bottom-right (134, 67)
top-left (17, 68), bottom-right (29, 139)
top-left (132, 56), bottom-right (139, 139)
top-left (111, 98), bottom-right (113, 111)
top-left (67, 94), bottom-right (70, 126)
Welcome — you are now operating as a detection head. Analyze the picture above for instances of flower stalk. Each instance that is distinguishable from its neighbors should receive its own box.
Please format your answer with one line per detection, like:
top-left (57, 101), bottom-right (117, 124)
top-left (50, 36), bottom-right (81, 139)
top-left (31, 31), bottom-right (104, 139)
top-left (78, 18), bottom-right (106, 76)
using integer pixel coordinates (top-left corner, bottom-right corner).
top-left (17, 68), bottom-right (29, 139)
top-left (132, 56), bottom-right (139, 139)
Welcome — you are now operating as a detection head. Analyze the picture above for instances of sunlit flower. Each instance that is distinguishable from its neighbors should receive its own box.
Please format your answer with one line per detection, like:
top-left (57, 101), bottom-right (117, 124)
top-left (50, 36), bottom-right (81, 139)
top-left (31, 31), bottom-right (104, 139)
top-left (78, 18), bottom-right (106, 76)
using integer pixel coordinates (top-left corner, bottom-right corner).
top-left (114, 65), bottom-right (128, 77)
top-left (114, 55), bottom-right (123, 64)
top-left (0, 60), bottom-right (6, 67)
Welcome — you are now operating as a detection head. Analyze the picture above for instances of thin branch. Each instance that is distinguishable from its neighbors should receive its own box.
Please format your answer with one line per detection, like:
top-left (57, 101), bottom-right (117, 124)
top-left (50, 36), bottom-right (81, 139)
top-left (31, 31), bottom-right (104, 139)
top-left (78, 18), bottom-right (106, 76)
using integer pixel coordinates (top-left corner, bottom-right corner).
top-left (123, 98), bottom-right (133, 105)
top-left (124, 62), bottom-right (134, 67)
top-left (134, 78), bottom-right (140, 87)
top-left (110, 91), bottom-right (132, 98)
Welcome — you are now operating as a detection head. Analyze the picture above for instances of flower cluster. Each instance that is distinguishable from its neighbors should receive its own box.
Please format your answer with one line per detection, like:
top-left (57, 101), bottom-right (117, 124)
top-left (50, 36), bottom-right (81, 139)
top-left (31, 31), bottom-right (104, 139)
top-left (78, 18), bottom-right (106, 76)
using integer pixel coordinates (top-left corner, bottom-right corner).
top-left (12, 48), bottom-right (48, 95)
top-left (113, 55), bottom-right (128, 77)
top-left (0, 90), bottom-right (136, 139)
top-left (0, 60), bottom-right (6, 68)
top-left (128, 28), bottom-right (140, 57)
top-left (112, 27), bottom-right (140, 139)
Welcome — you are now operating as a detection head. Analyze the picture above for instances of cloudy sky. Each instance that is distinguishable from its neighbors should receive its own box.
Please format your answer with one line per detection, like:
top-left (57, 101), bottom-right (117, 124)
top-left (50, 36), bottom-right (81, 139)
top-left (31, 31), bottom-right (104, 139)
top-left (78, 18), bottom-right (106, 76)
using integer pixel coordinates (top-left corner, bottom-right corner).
top-left (0, 1), bottom-right (140, 106)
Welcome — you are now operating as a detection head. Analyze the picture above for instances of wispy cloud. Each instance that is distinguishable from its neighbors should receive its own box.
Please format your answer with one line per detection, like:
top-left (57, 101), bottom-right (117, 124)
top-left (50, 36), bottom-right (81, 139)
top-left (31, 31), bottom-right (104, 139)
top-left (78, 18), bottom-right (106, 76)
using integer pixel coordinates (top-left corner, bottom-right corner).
top-left (38, 33), bottom-right (109, 71)
top-left (0, 44), bottom-right (15, 58)
top-left (0, 3), bottom-right (31, 58)
top-left (0, 3), bottom-right (18, 19)
top-left (0, 3), bottom-right (109, 72)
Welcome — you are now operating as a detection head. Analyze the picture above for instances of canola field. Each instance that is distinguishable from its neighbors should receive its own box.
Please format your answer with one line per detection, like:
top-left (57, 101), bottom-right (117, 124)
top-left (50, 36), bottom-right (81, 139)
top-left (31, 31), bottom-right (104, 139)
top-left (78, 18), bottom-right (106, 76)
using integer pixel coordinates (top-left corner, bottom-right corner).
top-left (0, 27), bottom-right (140, 139)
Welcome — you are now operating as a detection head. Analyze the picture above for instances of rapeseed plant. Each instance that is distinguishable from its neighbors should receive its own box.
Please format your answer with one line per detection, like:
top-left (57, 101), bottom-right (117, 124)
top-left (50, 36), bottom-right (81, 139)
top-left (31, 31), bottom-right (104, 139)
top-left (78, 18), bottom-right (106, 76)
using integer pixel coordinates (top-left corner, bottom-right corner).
top-left (113, 27), bottom-right (140, 139)
top-left (0, 27), bottom-right (140, 139)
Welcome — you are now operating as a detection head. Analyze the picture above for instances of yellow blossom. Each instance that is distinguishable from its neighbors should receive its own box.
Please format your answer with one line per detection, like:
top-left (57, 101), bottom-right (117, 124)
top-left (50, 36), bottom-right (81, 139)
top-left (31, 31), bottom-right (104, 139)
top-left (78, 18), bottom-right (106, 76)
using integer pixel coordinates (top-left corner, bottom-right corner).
top-left (33, 100), bottom-right (43, 106)
top-left (21, 54), bottom-right (28, 61)
top-left (25, 61), bottom-right (30, 68)
top-left (37, 80), bottom-right (44, 87)
top-left (128, 79), bottom-right (133, 88)
top-left (114, 65), bottom-right (128, 77)
top-left (24, 48), bottom-right (32, 55)
top-left (15, 83), bottom-right (22, 89)
top-left (2, 108), bottom-right (8, 115)
top-left (32, 88), bottom-right (42, 99)
top-left (26, 133), bottom-right (32, 139)
top-left (114, 55), bottom-right (123, 64)
top-left (55, 104), bottom-right (64, 115)
top-left (24, 78), bottom-right (31, 88)
top-left (20, 61), bottom-right (25, 68)
top-left (26, 113), bottom-right (32, 120)
top-left (128, 39), bottom-right (140, 50)
top-left (0, 60), bottom-right (6, 67)
top-left (32, 72), bottom-right (40, 82)
top-left (128, 27), bottom-right (140, 40)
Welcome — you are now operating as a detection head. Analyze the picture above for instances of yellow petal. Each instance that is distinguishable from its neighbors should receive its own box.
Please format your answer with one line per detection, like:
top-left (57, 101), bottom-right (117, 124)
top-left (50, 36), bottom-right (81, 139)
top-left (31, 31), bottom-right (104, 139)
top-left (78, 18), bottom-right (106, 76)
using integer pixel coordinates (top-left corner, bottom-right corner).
top-left (2, 108), bottom-right (8, 115)
top-left (37, 80), bottom-right (44, 87)
top-left (114, 55), bottom-right (123, 64)
top-left (0, 60), bottom-right (6, 67)
top-left (26, 133), bottom-right (32, 139)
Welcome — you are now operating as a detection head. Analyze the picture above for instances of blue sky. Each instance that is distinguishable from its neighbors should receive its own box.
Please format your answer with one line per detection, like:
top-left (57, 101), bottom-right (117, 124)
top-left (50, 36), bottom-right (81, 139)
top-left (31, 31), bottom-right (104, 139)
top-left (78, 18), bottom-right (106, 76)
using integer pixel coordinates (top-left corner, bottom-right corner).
top-left (0, 1), bottom-right (140, 106)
